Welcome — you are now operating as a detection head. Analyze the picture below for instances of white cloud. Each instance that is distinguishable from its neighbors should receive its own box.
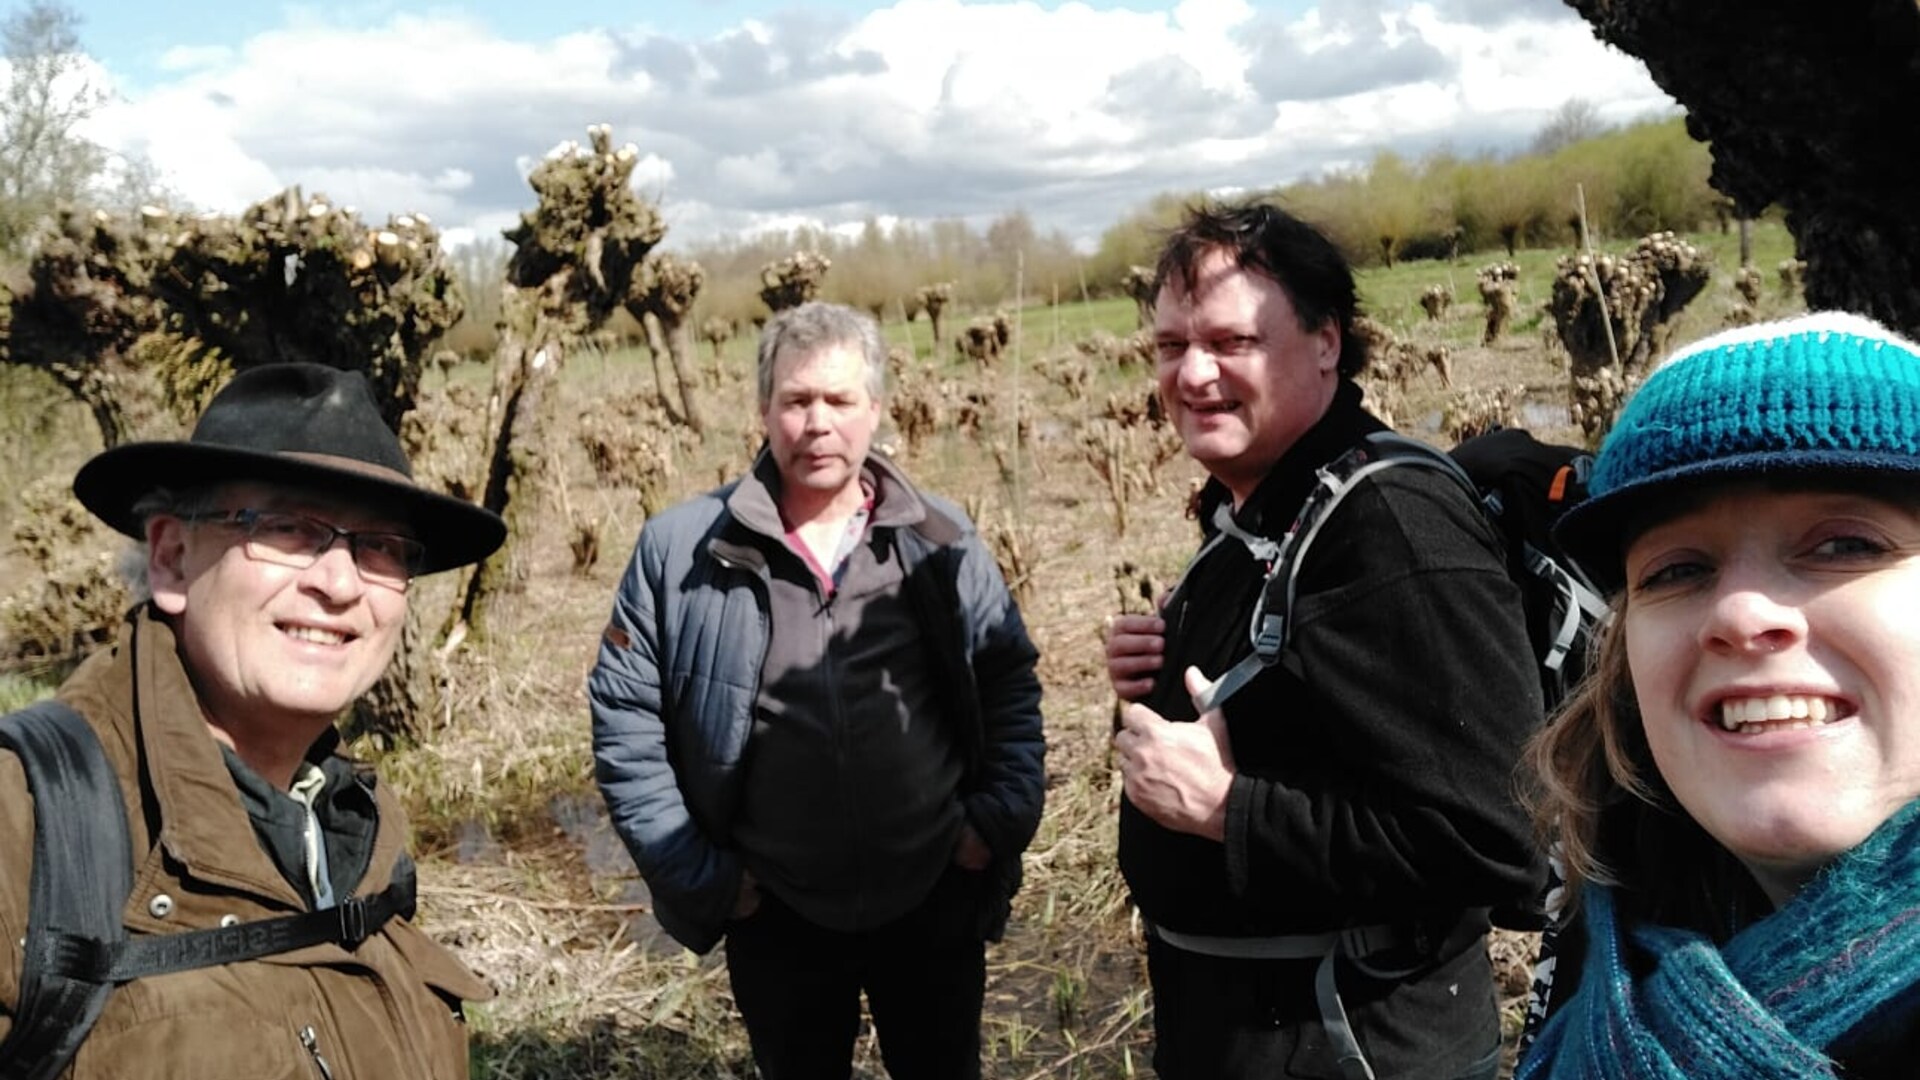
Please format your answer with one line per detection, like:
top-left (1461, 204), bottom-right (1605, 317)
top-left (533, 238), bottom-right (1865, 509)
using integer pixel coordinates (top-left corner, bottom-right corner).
top-left (81, 1), bottom-right (1671, 252)
top-left (629, 152), bottom-right (677, 194)
top-left (714, 148), bottom-right (794, 198)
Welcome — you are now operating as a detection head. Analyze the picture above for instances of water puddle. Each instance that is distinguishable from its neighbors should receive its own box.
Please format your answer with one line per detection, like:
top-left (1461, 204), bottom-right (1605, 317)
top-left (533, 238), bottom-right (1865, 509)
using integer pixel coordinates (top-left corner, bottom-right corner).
top-left (454, 792), bottom-right (682, 957)
top-left (548, 791), bottom-right (682, 956)
top-left (1520, 400), bottom-right (1571, 430)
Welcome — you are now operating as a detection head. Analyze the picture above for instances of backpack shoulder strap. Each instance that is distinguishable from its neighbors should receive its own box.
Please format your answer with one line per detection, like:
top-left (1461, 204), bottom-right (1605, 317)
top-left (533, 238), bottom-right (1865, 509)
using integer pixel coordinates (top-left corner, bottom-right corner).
top-left (1359, 430), bottom-right (1482, 502)
top-left (0, 700), bottom-right (133, 1080)
top-left (0, 704), bottom-right (423, 1080)
top-left (1192, 433), bottom-right (1472, 713)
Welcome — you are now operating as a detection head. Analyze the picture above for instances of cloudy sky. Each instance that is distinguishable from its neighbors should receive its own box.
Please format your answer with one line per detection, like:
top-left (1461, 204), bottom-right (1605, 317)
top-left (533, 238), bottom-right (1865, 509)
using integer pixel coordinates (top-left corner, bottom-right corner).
top-left (68, 0), bottom-right (1673, 252)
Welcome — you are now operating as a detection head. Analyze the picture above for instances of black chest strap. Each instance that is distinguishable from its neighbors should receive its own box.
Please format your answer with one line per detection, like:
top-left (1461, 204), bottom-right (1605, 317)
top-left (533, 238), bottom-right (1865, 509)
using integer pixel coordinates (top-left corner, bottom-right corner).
top-left (0, 701), bottom-right (413, 1080)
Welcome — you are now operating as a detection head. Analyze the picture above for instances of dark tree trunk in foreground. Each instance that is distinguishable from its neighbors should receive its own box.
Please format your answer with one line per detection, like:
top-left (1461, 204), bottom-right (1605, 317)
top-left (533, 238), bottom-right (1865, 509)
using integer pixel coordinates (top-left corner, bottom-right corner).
top-left (1564, 0), bottom-right (1920, 335)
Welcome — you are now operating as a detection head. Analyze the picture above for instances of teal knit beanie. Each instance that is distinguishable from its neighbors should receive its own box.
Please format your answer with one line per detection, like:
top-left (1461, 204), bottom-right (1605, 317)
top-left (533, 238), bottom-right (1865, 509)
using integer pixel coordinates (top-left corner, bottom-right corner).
top-left (1554, 311), bottom-right (1920, 592)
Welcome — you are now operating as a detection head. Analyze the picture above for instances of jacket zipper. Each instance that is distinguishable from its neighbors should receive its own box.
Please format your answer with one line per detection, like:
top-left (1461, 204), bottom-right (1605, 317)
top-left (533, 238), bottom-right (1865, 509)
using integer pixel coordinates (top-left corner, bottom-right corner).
top-left (821, 584), bottom-right (862, 908)
top-left (300, 1025), bottom-right (336, 1080)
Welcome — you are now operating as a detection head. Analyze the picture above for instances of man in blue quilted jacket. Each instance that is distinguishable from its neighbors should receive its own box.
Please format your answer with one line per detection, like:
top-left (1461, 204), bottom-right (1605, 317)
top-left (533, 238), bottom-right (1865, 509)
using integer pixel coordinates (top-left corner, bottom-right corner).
top-left (588, 301), bottom-right (1045, 1080)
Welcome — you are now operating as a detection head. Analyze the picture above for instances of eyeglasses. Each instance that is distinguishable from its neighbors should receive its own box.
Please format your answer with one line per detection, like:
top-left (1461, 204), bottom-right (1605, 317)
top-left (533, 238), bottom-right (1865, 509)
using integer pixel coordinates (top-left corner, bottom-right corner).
top-left (183, 509), bottom-right (424, 589)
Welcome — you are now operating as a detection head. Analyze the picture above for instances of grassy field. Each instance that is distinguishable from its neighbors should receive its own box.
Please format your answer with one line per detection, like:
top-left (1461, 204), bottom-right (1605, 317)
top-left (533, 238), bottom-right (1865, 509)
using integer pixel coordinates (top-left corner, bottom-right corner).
top-left (0, 221), bottom-right (1808, 1078)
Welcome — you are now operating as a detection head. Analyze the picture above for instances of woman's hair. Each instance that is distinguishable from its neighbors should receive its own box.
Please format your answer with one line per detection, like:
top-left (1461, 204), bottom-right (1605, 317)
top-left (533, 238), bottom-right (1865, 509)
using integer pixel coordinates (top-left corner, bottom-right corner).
top-left (1525, 607), bottom-right (1644, 892)
top-left (1526, 542), bottom-right (1778, 936)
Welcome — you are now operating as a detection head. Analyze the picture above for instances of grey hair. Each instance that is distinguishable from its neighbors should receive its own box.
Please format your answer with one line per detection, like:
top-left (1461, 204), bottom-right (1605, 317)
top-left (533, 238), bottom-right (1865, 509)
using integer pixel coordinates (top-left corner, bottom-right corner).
top-left (128, 485), bottom-right (222, 527)
top-left (755, 301), bottom-right (888, 410)
top-left (120, 485), bottom-right (223, 601)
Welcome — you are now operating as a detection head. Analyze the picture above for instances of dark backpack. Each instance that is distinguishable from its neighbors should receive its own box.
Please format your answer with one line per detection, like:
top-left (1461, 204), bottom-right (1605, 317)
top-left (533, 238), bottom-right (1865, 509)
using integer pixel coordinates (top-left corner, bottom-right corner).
top-left (0, 701), bottom-right (416, 1080)
top-left (1183, 427), bottom-right (1609, 1059)
top-left (1443, 426), bottom-right (1606, 709)
top-left (1194, 427), bottom-right (1607, 720)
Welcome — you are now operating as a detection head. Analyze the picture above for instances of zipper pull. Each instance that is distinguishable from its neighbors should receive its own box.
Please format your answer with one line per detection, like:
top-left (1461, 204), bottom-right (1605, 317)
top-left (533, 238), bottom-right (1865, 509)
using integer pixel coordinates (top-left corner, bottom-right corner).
top-left (300, 1025), bottom-right (337, 1080)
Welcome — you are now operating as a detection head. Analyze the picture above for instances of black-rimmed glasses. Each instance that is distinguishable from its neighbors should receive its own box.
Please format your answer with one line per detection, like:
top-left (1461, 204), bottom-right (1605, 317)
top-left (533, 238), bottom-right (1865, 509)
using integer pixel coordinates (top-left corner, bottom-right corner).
top-left (182, 509), bottom-right (424, 589)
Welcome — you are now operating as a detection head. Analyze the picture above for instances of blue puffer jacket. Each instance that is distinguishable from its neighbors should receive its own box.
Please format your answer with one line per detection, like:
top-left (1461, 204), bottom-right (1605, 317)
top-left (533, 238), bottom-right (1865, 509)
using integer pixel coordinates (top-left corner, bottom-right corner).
top-left (588, 453), bottom-right (1046, 954)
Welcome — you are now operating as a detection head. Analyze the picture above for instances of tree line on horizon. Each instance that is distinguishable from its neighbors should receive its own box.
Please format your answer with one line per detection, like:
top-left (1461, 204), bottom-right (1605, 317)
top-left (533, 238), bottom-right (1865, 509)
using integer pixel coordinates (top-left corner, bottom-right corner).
top-left (440, 109), bottom-right (1720, 356)
top-left (0, 0), bottom-right (1722, 358)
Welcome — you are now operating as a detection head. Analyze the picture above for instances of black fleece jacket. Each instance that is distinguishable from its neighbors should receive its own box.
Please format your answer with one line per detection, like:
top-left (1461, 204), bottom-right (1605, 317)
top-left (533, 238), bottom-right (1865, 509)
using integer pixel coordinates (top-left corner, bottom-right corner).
top-left (1119, 381), bottom-right (1544, 938)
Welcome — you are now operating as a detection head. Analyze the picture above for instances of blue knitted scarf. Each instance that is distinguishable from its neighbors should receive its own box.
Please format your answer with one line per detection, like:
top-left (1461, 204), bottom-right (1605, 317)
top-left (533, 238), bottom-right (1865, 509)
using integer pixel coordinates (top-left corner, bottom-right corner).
top-left (1518, 798), bottom-right (1920, 1078)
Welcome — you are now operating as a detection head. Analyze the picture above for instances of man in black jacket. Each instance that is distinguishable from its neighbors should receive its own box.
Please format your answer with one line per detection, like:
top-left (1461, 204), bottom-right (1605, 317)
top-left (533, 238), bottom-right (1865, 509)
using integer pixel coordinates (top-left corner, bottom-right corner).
top-left (1104, 202), bottom-right (1542, 1080)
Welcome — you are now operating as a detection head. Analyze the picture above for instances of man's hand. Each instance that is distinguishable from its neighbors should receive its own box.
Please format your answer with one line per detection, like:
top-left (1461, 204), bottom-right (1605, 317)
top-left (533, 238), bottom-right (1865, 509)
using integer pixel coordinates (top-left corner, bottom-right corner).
top-left (1112, 667), bottom-right (1235, 841)
top-left (952, 821), bottom-right (992, 871)
top-left (1104, 612), bottom-right (1166, 702)
top-left (732, 869), bottom-right (762, 919)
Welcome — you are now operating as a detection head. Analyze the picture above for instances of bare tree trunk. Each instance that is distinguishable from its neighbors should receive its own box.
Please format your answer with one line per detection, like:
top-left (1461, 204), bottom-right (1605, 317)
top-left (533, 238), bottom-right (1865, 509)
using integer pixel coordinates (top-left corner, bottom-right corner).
top-left (352, 613), bottom-right (430, 744)
top-left (639, 312), bottom-right (688, 426)
top-left (39, 363), bottom-right (131, 447)
top-left (448, 332), bottom-right (556, 644)
top-left (662, 316), bottom-right (704, 435)
top-left (79, 390), bottom-right (126, 449)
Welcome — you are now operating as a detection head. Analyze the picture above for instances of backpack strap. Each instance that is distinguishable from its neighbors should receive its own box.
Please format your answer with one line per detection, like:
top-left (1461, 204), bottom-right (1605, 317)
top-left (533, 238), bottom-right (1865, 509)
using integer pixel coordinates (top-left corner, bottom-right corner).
top-left (36, 867), bottom-right (416, 987)
top-left (0, 704), bottom-right (417, 1080)
top-left (1524, 543), bottom-right (1608, 685)
top-left (1193, 432), bottom-right (1474, 713)
top-left (0, 700), bottom-right (134, 1080)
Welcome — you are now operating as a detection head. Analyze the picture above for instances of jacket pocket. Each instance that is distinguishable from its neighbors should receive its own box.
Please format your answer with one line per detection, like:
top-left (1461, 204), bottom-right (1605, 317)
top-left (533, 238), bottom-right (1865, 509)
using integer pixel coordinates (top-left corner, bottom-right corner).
top-left (73, 1015), bottom-right (311, 1080)
top-left (672, 670), bottom-right (755, 767)
top-left (386, 918), bottom-right (489, 1075)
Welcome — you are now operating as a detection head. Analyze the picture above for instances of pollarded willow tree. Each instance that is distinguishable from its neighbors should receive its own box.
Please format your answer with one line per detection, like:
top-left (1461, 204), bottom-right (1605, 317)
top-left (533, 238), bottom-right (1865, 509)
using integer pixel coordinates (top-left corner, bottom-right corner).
top-left (0, 208), bottom-right (183, 674)
top-left (151, 188), bottom-right (463, 428)
top-left (759, 251), bottom-right (831, 313)
top-left (1121, 266), bottom-right (1154, 330)
top-left (699, 314), bottom-right (733, 364)
top-left (627, 251), bottom-right (705, 434)
top-left (0, 206), bottom-right (181, 448)
top-left (1549, 231), bottom-right (1711, 444)
top-left (1564, 0), bottom-right (1920, 335)
top-left (915, 281), bottom-right (954, 351)
top-left (453, 123), bottom-right (666, 642)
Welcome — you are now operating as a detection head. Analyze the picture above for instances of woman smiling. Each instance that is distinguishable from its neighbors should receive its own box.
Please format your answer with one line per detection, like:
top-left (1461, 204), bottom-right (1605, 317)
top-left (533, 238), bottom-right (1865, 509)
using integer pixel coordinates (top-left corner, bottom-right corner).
top-left (1519, 312), bottom-right (1920, 1079)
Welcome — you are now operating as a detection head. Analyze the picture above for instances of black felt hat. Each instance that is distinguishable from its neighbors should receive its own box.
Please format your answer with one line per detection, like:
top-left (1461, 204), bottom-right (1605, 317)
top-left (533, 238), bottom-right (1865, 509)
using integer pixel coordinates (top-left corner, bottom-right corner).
top-left (73, 363), bottom-right (504, 574)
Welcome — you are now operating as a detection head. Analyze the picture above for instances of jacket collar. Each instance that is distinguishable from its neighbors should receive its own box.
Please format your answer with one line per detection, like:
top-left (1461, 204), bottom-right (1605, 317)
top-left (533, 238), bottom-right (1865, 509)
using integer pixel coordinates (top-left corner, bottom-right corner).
top-left (725, 448), bottom-right (930, 543)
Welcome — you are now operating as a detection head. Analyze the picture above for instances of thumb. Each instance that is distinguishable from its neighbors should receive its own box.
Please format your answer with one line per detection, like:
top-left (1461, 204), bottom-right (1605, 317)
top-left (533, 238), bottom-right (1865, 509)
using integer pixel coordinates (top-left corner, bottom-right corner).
top-left (1185, 665), bottom-right (1230, 733)
top-left (1182, 665), bottom-right (1210, 700)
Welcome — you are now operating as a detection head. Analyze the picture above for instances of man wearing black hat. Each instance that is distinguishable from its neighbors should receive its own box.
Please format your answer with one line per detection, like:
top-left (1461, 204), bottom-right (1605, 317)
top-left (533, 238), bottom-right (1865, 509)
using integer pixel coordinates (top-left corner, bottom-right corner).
top-left (0, 363), bottom-right (504, 1079)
